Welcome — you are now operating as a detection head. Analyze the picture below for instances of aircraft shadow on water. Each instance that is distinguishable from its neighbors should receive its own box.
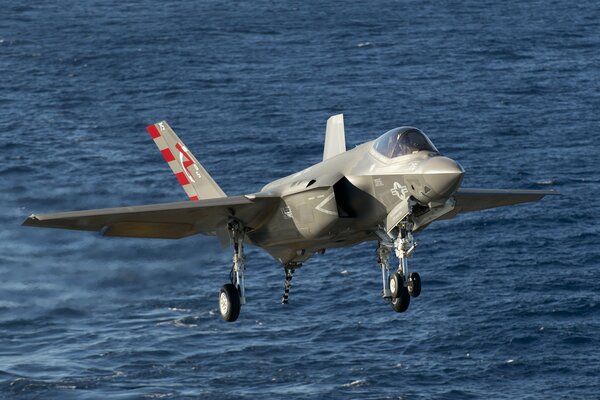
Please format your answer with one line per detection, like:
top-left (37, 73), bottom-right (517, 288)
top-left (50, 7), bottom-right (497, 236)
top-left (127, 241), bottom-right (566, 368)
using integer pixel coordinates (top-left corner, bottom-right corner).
top-left (23, 115), bottom-right (557, 322)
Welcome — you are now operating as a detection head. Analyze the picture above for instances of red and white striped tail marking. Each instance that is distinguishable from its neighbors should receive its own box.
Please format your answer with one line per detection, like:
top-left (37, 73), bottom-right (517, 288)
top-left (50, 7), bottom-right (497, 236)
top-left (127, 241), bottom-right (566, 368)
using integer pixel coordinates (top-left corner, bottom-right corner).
top-left (146, 120), bottom-right (227, 201)
top-left (146, 123), bottom-right (200, 201)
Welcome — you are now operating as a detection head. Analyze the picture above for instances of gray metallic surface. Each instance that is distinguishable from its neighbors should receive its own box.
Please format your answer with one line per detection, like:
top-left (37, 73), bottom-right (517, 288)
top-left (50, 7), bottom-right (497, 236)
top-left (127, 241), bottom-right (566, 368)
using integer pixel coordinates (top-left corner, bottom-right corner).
top-left (23, 117), bottom-right (557, 265)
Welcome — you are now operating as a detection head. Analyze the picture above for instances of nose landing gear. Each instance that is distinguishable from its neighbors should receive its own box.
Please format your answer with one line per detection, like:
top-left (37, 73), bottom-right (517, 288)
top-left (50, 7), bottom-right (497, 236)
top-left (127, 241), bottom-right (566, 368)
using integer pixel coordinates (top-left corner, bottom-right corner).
top-left (377, 222), bottom-right (420, 313)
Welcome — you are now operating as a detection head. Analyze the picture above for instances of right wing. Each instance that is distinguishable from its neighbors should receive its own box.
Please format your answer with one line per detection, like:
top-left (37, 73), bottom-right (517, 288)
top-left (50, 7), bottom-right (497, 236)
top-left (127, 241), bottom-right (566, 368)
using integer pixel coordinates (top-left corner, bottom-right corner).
top-left (22, 195), bottom-right (280, 239)
top-left (441, 188), bottom-right (558, 220)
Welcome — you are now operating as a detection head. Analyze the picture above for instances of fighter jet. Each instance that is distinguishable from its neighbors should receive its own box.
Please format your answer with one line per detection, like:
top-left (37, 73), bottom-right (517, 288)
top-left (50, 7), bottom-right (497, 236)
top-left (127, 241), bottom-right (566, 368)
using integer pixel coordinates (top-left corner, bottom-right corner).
top-left (23, 115), bottom-right (557, 321)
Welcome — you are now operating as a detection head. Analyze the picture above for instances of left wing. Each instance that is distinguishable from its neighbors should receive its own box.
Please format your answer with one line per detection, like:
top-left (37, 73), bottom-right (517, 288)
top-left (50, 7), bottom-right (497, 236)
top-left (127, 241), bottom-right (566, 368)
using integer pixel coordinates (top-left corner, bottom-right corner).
top-left (22, 195), bottom-right (280, 239)
top-left (440, 188), bottom-right (558, 220)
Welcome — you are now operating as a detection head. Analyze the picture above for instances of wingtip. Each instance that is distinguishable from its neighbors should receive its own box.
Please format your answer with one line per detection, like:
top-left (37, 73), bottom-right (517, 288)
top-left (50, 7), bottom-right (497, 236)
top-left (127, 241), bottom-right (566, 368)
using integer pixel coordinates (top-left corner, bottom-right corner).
top-left (22, 214), bottom-right (40, 227)
top-left (543, 189), bottom-right (561, 196)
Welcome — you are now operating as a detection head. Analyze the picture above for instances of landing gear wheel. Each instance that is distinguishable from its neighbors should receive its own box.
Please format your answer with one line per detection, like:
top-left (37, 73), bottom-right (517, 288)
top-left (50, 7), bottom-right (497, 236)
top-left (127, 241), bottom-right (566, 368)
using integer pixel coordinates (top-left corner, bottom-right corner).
top-left (391, 287), bottom-right (410, 313)
top-left (219, 283), bottom-right (241, 322)
top-left (408, 272), bottom-right (421, 298)
top-left (389, 272), bottom-right (403, 298)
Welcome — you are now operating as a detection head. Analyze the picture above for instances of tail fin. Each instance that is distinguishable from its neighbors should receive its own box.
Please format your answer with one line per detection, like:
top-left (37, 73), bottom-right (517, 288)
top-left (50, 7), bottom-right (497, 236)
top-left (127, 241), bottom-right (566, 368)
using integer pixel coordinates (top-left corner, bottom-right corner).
top-left (146, 121), bottom-right (226, 200)
top-left (323, 114), bottom-right (346, 161)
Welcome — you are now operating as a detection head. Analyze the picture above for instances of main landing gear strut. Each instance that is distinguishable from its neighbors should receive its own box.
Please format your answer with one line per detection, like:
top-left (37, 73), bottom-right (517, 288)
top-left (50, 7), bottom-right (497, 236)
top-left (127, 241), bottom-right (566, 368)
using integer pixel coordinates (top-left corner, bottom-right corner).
top-left (219, 221), bottom-right (246, 322)
top-left (218, 220), bottom-right (305, 322)
top-left (377, 222), bottom-right (421, 313)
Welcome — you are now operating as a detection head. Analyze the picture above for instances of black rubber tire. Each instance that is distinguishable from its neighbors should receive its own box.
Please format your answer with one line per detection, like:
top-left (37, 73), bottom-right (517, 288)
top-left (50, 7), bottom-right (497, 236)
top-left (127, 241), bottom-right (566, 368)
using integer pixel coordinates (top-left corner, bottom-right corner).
top-left (389, 272), bottom-right (403, 298)
top-left (391, 287), bottom-right (411, 313)
top-left (408, 272), bottom-right (421, 298)
top-left (219, 283), bottom-right (241, 322)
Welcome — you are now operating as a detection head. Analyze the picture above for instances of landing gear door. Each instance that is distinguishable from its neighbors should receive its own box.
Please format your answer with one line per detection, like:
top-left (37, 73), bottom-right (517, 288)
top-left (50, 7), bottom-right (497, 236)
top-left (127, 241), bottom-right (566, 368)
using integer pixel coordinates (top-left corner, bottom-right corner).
top-left (385, 200), bottom-right (411, 234)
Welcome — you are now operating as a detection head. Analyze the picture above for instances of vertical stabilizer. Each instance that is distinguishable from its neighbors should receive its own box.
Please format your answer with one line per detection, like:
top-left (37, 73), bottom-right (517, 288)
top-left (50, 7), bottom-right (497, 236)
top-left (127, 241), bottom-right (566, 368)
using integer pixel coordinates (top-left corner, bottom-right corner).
top-left (323, 114), bottom-right (346, 161)
top-left (146, 121), bottom-right (226, 200)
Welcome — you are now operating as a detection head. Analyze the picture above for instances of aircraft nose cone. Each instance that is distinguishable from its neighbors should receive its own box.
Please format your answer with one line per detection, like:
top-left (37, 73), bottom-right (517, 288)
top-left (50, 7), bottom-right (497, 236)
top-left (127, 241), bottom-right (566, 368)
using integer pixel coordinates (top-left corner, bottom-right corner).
top-left (421, 156), bottom-right (464, 200)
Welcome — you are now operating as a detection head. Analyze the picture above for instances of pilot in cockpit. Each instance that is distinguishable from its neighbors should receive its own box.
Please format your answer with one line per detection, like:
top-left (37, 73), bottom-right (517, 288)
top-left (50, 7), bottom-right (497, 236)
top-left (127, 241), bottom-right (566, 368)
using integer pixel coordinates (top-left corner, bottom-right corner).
top-left (374, 127), bottom-right (438, 159)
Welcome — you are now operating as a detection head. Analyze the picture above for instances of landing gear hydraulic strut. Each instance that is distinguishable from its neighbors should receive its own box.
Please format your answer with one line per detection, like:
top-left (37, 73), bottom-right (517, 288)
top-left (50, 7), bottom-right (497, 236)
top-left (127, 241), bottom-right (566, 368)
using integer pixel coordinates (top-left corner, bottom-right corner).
top-left (218, 221), bottom-right (246, 322)
top-left (377, 220), bottom-right (422, 313)
top-left (377, 242), bottom-right (392, 298)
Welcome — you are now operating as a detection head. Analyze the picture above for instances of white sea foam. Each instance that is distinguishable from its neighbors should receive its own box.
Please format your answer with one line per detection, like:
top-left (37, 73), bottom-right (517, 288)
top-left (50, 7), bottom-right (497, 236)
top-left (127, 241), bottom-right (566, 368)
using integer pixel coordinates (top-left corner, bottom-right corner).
top-left (342, 379), bottom-right (368, 387)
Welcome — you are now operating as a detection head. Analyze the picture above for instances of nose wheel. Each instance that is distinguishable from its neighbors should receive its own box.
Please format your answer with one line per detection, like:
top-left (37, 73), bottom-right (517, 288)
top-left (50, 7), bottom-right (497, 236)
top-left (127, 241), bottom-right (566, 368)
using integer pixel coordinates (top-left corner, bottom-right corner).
top-left (389, 272), bottom-right (403, 298)
top-left (408, 271), bottom-right (421, 298)
top-left (391, 286), bottom-right (410, 312)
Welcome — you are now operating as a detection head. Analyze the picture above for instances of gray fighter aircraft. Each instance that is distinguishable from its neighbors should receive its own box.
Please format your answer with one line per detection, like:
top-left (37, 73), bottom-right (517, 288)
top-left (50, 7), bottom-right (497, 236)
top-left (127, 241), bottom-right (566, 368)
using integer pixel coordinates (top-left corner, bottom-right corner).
top-left (23, 115), bottom-right (557, 321)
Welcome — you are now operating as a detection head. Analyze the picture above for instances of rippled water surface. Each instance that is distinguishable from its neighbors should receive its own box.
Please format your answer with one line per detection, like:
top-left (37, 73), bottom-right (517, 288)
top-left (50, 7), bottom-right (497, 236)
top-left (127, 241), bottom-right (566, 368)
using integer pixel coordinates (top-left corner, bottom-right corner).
top-left (1, 1), bottom-right (599, 398)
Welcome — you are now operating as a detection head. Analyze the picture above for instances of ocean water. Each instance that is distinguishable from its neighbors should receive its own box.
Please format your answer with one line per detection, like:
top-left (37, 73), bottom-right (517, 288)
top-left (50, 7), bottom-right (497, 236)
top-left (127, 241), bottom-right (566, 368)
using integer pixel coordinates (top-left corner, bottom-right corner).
top-left (1, 0), bottom-right (599, 398)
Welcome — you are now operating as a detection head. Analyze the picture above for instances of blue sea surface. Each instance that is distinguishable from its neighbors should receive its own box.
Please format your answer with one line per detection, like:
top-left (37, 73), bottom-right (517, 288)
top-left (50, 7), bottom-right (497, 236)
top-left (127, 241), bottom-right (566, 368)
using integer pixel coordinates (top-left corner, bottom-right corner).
top-left (1, 1), bottom-right (599, 398)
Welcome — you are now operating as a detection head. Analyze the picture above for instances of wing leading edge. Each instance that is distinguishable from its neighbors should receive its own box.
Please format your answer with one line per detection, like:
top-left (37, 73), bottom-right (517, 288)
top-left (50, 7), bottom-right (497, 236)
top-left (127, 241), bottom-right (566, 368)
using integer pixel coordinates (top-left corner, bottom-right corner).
top-left (22, 195), bottom-right (280, 239)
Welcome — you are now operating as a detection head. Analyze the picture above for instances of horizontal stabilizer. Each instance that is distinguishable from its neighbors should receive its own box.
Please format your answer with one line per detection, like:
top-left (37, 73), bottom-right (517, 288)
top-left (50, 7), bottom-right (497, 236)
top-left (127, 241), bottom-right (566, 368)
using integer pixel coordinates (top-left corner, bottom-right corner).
top-left (147, 121), bottom-right (226, 201)
top-left (22, 195), bottom-right (280, 239)
top-left (323, 114), bottom-right (346, 160)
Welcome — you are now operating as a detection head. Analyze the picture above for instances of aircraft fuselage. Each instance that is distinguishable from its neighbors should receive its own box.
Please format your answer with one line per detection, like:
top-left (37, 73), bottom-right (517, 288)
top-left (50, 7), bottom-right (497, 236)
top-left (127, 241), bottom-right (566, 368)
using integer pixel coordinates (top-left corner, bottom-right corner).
top-left (22, 117), bottom-right (556, 322)
top-left (248, 139), bottom-right (464, 264)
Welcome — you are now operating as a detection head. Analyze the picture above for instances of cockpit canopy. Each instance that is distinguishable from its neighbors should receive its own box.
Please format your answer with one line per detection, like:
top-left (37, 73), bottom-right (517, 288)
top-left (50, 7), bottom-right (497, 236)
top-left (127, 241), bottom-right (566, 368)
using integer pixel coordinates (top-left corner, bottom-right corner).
top-left (373, 127), bottom-right (438, 158)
